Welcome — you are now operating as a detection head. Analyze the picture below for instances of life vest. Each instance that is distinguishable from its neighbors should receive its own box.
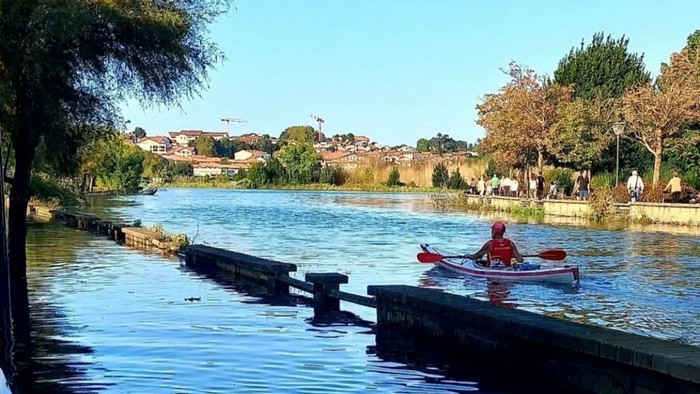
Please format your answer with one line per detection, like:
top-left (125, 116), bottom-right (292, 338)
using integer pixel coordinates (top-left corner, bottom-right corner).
top-left (488, 238), bottom-right (514, 267)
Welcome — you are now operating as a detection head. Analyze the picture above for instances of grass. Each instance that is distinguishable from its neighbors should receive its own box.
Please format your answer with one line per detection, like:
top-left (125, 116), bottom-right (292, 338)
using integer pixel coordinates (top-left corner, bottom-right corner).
top-left (163, 178), bottom-right (445, 193)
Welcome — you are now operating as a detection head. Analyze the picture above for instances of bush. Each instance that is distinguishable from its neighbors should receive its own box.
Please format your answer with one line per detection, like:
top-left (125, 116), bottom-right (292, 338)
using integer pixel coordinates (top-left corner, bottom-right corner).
top-left (544, 168), bottom-right (575, 197)
top-left (432, 162), bottom-right (449, 188)
top-left (216, 173), bottom-right (230, 183)
top-left (590, 172), bottom-right (615, 190)
top-left (612, 184), bottom-right (630, 203)
top-left (588, 187), bottom-right (615, 220)
top-left (29, 173), bottom-right (82, 206)
top-left (640, 184), bottom-right (665, 203)
top-left (448, 168), bottom-right (465, 190)
top-left (320, 166), bottom-right (346, 186)
top-left (232, 169), bottom-right (247, 182)
top-left (387, 167), bottom-right (400, 186)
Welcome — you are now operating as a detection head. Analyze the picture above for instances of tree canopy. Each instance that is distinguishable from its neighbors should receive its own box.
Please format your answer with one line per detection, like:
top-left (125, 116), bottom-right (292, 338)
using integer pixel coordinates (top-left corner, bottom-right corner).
top-left (195, 136), bottom-right (216, 157)
top-left (553, 32), bottom-right (651, 100)
top-left (279, 125), bottom-right (317, 143)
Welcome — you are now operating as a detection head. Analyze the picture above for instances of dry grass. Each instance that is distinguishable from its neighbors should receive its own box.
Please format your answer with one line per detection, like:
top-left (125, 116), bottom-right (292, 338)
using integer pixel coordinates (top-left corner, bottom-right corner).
top-left (352, 157), bottom-right (488, 187)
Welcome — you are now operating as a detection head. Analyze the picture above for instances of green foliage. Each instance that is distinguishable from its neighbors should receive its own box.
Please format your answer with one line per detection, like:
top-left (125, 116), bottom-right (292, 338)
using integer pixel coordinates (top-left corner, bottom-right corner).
top-left (665, 129), bottom-right (700, 187)
top-left (232, 169), bottom-right (247, 182)
top-left (591, 172), bottom-right (615, 190)
top-left (448, 168), bottom-right (465, 189)
top-left (387, 167), bottom-right (401, 186)
top-left (279, 125), bottom-right (317, 143)
top-left (319, 166), bottom-right (346, 186)
top-left (331, 133), bottom-right (355, 144)
top-left (195, 136), bottom-right (216, 157)
top-left (264, 157), bottom-right (286, 184)
top-left (28, 173), bottom-right (82, 206)
top-left (545, 168), bottom-right (575, 196)
top-left (215, 137), bottom-right (246, 158)
top-left (553, 32), bottom-right (651, 100)
top-left (252, 135), bottom-right (276, 154)
top-left (133, 127), bottom-right (147, 139)
top-left (82, 134), bottom-right (144, 191)
top-left (432, 162), bottom-right (449, 188)
top-left (277, 143), bottom-right (321, 184)
top-left (247, 163), bottom-right (268, 188)
top-left (416, 138), bottom-right (431, 152)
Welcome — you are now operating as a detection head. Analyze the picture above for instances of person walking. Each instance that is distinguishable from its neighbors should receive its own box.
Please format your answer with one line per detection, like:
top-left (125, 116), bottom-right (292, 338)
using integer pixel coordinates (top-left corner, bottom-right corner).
top-left (477, 176), bottom-right (486, 196)
top-left (627, 170), bottom-right (644, 202)
top-left (536, 172), bottom-right (545, 199)
top-left (665, 171), bottom-right (682, 203)
top-left (491, 174), bottom-right (500, 196)
top-left (575, 170), bottom-right (590, 200)
top-left (528, 174), bottom-right (537, 199)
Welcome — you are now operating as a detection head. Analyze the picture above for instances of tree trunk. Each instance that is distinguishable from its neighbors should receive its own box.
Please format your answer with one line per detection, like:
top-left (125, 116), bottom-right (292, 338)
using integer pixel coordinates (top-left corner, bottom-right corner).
top-left (652, 147), bottom-right (662, 185)
top-left (537, 148), bottom-right (544, 172)
top-left (7, 152), bottom-right (32, 317)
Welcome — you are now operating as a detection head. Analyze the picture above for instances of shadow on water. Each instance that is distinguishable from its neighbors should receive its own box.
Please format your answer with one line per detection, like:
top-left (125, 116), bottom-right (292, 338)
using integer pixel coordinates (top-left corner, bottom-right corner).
top-left (0, 224), bottom-right (113, 394)
top-left (369, 329), bottom-right (586, 394)
top-left (177, 261), bottom-right (376, 330)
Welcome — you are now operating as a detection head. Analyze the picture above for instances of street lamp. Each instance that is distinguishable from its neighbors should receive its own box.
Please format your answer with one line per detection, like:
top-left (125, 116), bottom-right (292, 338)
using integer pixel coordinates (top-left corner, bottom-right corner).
top-left (612, 121), bottom-right (626, 186)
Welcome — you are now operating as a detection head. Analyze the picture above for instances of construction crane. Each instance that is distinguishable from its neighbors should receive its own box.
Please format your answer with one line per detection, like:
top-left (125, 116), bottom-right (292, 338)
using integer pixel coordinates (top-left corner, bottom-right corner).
top-left (220, 117), bottom-right (247, 134)
top-left (311, 114), bottom-right (324, 142)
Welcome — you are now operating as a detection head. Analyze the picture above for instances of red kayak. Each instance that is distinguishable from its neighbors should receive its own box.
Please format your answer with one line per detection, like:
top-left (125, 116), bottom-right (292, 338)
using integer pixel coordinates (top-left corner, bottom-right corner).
top-left (420, 243), bottom-right (579, 284)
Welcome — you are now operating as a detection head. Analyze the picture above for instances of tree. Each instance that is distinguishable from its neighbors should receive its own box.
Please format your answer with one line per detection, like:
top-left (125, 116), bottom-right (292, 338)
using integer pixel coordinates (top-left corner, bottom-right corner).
top-left (0, 0), bottom-right (229, 342)
top-left (253, 135), bottom-right (275, 154)
top-left (553, 32), bottom-right (651, 100)
top-left (448, 168), bottom-right (465, 189)
top-left (277, 143), bottom-right (321, 184)
top-left (622, 51), bottom-right (700, 184)
top-left (547, 98), bottom-right (618, 169)
top-left (214, 137), bottom-right (243, 158)
top-left (80, 134), bottom-right (144, 191)
top-left (195, 136), bottom-right (216, 157)
top-left (387, 167), bottom-right (400, 186)
top-left (133, 127), bottom-right (147, 140)
top-left (432, 162), bottom-right (449, 188)
top-left (279, 125), bottom-right (316, 143)
top-left (477, 62), bottom-right (573, 171)
top-left (665, 129), bottom-right (700, 188)
top-left (264, 157), bottom-right (286, 184)
top-left (416, 138), bottom-right (431, 152)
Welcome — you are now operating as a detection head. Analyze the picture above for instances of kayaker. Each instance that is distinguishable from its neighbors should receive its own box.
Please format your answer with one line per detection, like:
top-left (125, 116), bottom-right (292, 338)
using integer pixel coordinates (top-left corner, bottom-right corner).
top-left (466, 222), bottom-right (524, 268)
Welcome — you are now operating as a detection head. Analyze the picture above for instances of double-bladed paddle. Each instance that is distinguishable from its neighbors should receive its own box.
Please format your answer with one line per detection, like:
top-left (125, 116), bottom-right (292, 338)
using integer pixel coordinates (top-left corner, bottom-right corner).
top-left (416, 249), bottom-right (567, 263)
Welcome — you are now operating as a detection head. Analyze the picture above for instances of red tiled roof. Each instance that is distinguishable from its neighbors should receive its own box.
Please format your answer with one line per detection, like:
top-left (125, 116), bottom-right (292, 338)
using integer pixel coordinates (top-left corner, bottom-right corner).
top-left (321, 151), bottom-right (352, 161)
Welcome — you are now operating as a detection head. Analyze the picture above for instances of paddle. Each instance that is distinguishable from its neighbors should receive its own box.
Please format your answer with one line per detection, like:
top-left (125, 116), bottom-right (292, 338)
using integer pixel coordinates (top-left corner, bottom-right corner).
top-left (416, 249), bottom-right (567, 263)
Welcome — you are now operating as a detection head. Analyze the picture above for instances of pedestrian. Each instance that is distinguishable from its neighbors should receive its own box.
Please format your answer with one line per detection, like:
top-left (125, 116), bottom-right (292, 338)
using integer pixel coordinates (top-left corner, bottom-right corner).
top-left (501, 176), bottom-right (511, 196)
top-left (511, 178), bottom-right (519, 197)
top-left (528, 174), bottom-right (537, 199)
top-left (575, 170), bottom-right (590, 200)
top-left (536, 172), bottom-right (545, 199)
top-left (626, 170), bottom-right (645, 202)
top-left (664, 171), bottom-right (682, 203)
top-left (491, 174), bottom-right (500, 196)
top-left (477, 176), bottom-right (486, 196)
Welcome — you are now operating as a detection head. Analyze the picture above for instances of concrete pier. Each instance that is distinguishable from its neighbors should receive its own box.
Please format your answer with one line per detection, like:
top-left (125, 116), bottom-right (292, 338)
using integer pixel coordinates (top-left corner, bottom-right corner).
top-left (368, 285), bottom-right (700, 394)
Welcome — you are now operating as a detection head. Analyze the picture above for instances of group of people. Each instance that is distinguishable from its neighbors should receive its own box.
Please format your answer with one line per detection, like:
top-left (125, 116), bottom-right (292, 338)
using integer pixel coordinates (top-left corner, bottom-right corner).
top-left (468, 173), bottom-right (549, 199)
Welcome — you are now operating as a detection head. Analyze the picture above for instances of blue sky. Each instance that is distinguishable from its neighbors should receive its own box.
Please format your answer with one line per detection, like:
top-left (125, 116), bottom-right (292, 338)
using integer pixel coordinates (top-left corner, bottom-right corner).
top-left (121, 0), bottom-right (700, 146)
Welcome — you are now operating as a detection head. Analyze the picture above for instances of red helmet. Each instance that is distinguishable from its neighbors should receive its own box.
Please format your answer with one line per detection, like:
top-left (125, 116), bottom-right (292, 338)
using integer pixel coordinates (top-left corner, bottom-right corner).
top-left (491, 222), bottom-right (506, 234)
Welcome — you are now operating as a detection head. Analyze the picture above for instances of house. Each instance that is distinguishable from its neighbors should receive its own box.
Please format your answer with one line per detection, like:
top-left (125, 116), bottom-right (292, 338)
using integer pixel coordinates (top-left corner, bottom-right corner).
top-left (166, 146), bottom-right (196, 158)
top-left (192, 161), bottom-right (252, 177)
top-left (321, 151), bottom-right (361, 170)
top-left (234, 133), bottom-right (263, 145)
top-left (234, 150), bottom-right (271, 162)
top-left (169, 130), bottom-right (230, 146)
top-left (136, 136), bottom-right (172, 154)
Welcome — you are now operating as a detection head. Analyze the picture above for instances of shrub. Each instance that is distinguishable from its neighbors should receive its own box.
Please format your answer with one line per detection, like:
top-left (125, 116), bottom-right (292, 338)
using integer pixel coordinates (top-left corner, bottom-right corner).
top-left (588, 187), bottom-right (615, 220)
top-left (448, 168), bottom-right (465, 190)
top-left (640, 184), bottom-right (664, 203)
top-left (432, 162), bottom-right (449, 188)
top-left (387, 167), bottom-right (400, 186)
top-left (590, 172), bottom-right (615, 190)
top-left (29, 173), bottom-right (82, 206)
top-left (612, 184), bottom-right (630, 203)
top-left (320, 166), bottom-right (346, 186)
top-left (544, 168), bottom-right (575, 197)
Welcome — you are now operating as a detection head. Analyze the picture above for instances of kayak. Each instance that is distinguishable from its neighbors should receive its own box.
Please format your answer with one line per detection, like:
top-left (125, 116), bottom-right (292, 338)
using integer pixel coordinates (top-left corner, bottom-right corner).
top-left (420, 243), bottom-right (579, 284)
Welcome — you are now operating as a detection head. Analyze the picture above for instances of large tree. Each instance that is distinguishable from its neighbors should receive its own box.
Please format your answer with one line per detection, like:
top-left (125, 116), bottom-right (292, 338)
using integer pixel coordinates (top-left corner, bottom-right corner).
top-left (0, 0), bottom-right (229, 349)
top-left (279, 125), bottom-right (317, 143)
top-left (622, 51), bottom-right (700, 184)
top-left (547, 98), bottom-right (619, 169)
top-left (195, 135), bottom-right (216, 157)
top-left (553, 32), bottom-right (651, 100)
top-left (477, 62), bottom-right (573, 171)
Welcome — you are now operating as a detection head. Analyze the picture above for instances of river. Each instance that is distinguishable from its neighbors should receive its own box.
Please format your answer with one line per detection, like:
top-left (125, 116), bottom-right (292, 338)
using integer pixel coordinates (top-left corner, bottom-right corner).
top-left (15, 188), bottom-right (700, 393)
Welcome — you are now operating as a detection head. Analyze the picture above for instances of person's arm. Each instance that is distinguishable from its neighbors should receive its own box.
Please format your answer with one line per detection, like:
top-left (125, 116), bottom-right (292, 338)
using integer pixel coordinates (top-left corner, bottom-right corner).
top-left (511, 241), bottom-right (524, 263)
top-left (665, 179), bottom-right (672, 192)
top-left (467, 241), bottom-right (491, 261)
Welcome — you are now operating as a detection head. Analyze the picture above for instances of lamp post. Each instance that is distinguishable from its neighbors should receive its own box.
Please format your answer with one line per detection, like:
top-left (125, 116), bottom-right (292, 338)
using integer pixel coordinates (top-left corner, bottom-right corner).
top-left (612, 122), bottom-right (626, 186)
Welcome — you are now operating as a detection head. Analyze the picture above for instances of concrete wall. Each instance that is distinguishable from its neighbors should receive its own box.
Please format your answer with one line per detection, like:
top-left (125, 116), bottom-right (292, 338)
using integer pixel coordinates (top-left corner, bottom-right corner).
top-left (630, 203), bottom-right (700, 225)
top-left (542, 199), bottom-right (590, 218)
top-left (368, 285), bottom-right (700, 394)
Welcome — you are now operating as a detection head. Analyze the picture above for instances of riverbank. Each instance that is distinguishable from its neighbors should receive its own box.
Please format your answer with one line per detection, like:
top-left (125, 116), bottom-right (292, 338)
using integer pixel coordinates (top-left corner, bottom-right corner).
top-left (437, 193), bottom-right (700, 227)
top-left (163, 179), bottom-right (445, 193)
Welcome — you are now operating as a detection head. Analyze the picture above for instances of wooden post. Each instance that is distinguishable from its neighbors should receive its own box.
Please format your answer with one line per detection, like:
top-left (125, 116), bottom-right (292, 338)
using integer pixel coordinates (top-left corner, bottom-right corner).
top-left (305, 273), bottom-right (348, 314)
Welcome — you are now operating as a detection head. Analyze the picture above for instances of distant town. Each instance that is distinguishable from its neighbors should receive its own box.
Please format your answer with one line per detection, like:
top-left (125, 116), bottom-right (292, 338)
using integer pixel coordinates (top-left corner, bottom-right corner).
top-left (125, 128), bottom-right (479, 178)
